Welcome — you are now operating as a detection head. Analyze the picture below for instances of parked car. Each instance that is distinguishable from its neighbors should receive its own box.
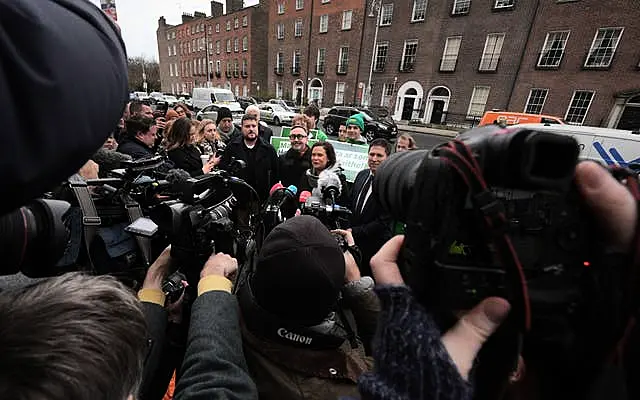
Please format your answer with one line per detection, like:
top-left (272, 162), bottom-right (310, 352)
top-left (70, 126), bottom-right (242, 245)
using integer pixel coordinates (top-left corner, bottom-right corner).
top-left (259, 104), bottom-right (296, 126)
top-left (196, 103), bottom-right (243, 125)
top-left (323, 106), bottom-right (398, 142)
top-left (163, 95), bottom-right (178, 106)
top-left (237, 96), bottom-right (259, 111)
top-left (269, 99), bottom-right (298, 113)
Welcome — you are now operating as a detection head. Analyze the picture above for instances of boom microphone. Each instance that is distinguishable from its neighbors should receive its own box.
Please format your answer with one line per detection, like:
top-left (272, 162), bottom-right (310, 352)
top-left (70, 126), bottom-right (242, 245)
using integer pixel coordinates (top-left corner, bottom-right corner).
top-left (91, 148), bottom-right (132, 173)
top-left (299, 191), bottom-right (312, 204)
top-left (315, 170), bottom-right (342, 205)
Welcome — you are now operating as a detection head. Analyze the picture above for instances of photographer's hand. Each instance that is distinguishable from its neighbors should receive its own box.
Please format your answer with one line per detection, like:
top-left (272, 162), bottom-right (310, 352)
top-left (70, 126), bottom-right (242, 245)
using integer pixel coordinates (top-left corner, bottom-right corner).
top-left (331, 229), bottom-right (355, 246)
top-left (332, 229), bottom-right (360, 282)
top-left (370, 236), bottom-right (510, 381)
top-left (575, 161), bottom-right (637, 251)
top-left (201, 253), bottom-right (238, 279)
top-left (142, 246), bottom-right (173, 291)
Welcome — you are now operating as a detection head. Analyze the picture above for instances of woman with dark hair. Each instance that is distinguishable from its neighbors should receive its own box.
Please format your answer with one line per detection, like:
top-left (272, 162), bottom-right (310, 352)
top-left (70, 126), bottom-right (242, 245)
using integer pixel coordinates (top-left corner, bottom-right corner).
top-left (165, 117), bottom-right (218, 176)
top-left (300, 141), bottom-right (349, 205)
top-left (173, 103), bottom-right (191, 119)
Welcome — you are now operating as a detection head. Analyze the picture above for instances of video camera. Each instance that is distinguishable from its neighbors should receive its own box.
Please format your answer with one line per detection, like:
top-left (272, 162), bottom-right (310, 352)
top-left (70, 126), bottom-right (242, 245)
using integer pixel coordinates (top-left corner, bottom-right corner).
top-left (374, 124), bottom-right (638, 398)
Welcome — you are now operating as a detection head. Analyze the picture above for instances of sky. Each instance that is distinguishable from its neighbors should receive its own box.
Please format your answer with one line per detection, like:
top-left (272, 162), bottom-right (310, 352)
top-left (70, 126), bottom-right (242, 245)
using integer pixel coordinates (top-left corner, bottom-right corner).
top-left (89, 0), bottom-right (258, 61)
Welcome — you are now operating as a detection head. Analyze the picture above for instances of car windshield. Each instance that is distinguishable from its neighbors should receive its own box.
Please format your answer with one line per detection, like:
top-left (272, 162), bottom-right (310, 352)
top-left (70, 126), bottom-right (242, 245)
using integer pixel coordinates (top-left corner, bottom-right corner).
top-left (359, 109), bottom-right (377, 121)
top-left (164, 96), bottom-right (177, 101)
top-left (283, 100), bottom-right (296, 109)
top-left (271, 104), bottom-right (286, 112)
top-left (212, 92), bottom-right (236, 102)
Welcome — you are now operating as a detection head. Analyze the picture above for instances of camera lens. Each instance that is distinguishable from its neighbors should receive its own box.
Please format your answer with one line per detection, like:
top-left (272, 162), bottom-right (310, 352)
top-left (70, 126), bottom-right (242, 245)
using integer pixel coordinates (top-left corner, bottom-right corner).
top-left (374, 150), bottom-right (427, 221)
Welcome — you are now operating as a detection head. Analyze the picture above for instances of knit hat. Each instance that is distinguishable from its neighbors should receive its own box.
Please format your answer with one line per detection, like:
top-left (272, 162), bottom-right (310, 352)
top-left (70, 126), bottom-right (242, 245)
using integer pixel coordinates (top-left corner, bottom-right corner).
top-left (251, 215), bottom-right (345, 326)
top-left (165, 109), bottom-right (179, 120)
top-left (216, 107), bottom-right (233, 124)
top-left (346, 113), bottom-right (365, 132)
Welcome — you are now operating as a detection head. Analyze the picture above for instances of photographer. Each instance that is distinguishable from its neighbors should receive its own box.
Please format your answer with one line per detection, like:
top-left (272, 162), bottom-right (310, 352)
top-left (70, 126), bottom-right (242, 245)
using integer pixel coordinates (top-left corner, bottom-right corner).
top-left (237, 216), bottom-right (378, 399)
top-left (357, 162), bottom-right (640, 400)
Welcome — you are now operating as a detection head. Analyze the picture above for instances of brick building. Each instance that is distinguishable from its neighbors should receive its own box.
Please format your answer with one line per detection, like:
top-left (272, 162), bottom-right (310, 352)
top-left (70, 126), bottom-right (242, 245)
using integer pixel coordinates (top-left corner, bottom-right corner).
top-left (157, 0), bottom-right (268, 98)
top-left (508, 0), bottom-right (640, 129)
top-left (267, 0), bottom-right (366, 107)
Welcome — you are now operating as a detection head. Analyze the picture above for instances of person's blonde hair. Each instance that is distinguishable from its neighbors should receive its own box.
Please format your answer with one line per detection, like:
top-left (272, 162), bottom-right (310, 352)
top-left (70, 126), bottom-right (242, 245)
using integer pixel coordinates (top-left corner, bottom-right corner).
top-left (397, 133), bottom-right (417, 150)
top-left (291, 114), bottom-right (313, 132)
top-left (196, 119), bottom-right (220, 142)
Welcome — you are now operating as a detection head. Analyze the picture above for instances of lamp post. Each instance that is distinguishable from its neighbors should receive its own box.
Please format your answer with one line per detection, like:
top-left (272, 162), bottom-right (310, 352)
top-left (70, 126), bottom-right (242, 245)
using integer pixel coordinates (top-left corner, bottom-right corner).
top-left (205, 26), bottom-right (211, 87)
top-left (364, 0), bottom-right (382, 107)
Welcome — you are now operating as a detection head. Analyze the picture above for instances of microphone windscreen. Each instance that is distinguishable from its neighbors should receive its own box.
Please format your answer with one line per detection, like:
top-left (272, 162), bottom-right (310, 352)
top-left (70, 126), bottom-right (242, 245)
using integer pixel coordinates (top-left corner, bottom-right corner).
top-left (286, 185), bottom-right (298, 195)
top-left (269, 182), bottom-right (284, 195)
top-left (299, 191), bottom-right (312, 203)
top-left (166, 168), bottom-right (191, 185)
top-left (92, 148), bottom-right (132, 171)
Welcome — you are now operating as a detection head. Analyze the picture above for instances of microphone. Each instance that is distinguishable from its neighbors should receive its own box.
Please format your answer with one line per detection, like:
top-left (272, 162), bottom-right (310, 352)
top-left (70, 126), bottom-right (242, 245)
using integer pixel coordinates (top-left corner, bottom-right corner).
top-left (299, 191), bottom-right (312, 205)
top-left (269, 182), bottom-right (285, 196)
top-left (91, 148), bottom-right (132, 173)
top-left (165, 168), bottom-right (191, 187)
top-left (316, 170), bottom-right (342, 206)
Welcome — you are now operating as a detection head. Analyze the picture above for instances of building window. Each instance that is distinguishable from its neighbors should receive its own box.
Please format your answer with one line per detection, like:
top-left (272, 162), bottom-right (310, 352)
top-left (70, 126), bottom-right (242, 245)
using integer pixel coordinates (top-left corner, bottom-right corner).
top-left (374, 42), bottom-right (388, 72)
top-left (226, 21), bottom-right (231, 31)
top-left (234, 38), bottom-right (239, 52)
top-left (216, 60), bottom-right (221, 75)
top-left (296, 0), bottom-right (304, 10)
top-left (208, 25), bottom-right (212, 34)
top-left (494, 0), bottom-right (514, 8)
top-left (401, 40), bottom-right (418, 72)
top-left (167, 33), bottom-right (171, 41)
top-left (321, 0), bottom-right (330, 3)
top-left (276, 82), bottom-right (283, 98)
top-left (342, 10), bottom-right (353, 30)
top-left (295, 19), bottom-right (303, 37)
top-left (335, 82), bottom-right (346, 104)
top-left (169, 63), bottom-right (174, 77)
top-left (187, 42), bottom-right (191, 53)
top-left (338, 46), bottom-right (349, 74)
top-left (380, 4), bottom-right (393, 26)
top-left (242, 59), bottom-right (248, 76)
top-left (242, 16), bottom-right (248, 27)
top-left (234, 60), bottom-right (239, 76)
top-left (242, 36), bottom-right (248, 51)
top-left (226, 39), bottom-right (231, 53)
top-left (319, 15), bottom-right (328, 33)
top-left (381, 82), bottom-right (396, 107)
top-left (584, 27), bottom-right (624, 68)
top-left (234, 18), bottom-right (239, 29)
top-left (468, 86), bottom-right (491, 117)
top-left (524, 89), bottom-right (549, 114)
top-left (216, 23), bottom-right (220, 33)
top-left (440, 36), bottom-right (462, 71)
top-left (565, 90), bottom-right (595, 125)
top-left (278, 2), bottom-right (285, 14)
top-left (479, 33), bottom-right (505, 71)
top-left (216, 40), bottom-right (221, 54)
top-left (317, 48), bottom-right (326, 74)
top-left (292, 50), bottom-right (301, 74)
top-left (412, 0), bottom-right (427, 22)
top-left (537, 31), bottom-right (570, 68)
top-left (243, 85), bottom-right (248, 96)
top-left (276, 52), bottom-right (284, 74)
top-left (277, 23), bottom-right (285, 39)
top-left (168, 46), bottom-right (172, 56)
top-left (173, 45), bottom-right (177, 56)
top-left (452, 0), bottom-right (471, 14)
top-left (175, 63), bottom-right (179, 77)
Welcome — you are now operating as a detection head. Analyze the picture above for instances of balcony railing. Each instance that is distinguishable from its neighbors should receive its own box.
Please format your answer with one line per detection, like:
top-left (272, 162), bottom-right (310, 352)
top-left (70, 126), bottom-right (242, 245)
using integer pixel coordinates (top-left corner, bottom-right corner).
top-left (291, 66), bottom-right (301, 76)
top-left (274, 66), bottom-right (284, 75)
top-left (399, 60), bottom-right (415, 72)
top-left (336, 64), bottom-right (348, 75)
top-left (478, 55), bottom-right (500, 72)
top-left (439, 56), bottom-right (458, 72)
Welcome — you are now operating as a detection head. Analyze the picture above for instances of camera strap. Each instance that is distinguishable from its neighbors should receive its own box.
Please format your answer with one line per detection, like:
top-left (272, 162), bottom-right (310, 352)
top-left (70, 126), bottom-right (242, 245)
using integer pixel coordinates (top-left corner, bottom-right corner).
top-left (69, 174), bottom-right (101, 271)
top-left (435, 140), bottom-right (532, 333)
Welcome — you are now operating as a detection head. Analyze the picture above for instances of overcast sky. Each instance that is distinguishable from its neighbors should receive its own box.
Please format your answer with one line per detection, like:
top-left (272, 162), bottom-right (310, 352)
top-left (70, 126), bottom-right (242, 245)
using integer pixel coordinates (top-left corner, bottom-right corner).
top-left (89, 0), bottom-right (258, 61)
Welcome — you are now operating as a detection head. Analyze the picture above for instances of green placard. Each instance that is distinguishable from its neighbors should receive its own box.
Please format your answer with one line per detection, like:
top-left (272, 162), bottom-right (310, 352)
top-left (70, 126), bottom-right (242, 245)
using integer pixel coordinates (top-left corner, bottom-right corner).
top-left (270, 137), bottom-right (368, 182)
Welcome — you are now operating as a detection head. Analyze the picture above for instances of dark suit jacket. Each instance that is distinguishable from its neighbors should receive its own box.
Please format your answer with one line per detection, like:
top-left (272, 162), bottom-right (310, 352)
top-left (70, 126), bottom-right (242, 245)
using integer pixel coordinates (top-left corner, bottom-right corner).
top-left (174, 291), bottom-right (258, 400)
top-left (259, 124), bottom-right (273, 144)
top-left (139, 302), bottom-right (168, 400)
top-left (168, 145), bottom-right (204, 177)
top-left (350, 169), bottom-right (392, 275)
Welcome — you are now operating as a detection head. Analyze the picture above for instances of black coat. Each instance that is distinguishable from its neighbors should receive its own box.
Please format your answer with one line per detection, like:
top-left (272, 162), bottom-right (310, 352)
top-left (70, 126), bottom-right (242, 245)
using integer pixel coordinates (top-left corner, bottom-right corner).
top-left (168, 145), bottom-right (204, 177)
top-left (117, 137), bottom-right (155, 160)
top-left (220, 136), bottom-right (279, 202)
top-left (279, 147), bottom-right (311, 189)
top-left (350, 169), bottom-right (392, 276)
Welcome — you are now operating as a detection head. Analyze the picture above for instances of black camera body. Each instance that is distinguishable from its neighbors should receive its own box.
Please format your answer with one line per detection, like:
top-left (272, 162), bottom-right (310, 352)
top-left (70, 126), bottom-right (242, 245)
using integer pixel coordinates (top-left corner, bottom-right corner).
top-left (375, 125), bottom-right (633, 398)
top-left (299, 195), bottom-right (352, 231)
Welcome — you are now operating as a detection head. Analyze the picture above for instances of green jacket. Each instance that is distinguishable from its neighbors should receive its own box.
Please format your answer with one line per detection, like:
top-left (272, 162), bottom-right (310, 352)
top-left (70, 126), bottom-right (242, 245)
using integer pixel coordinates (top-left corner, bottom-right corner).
top-left (311, 128), bottom-right (328, 141)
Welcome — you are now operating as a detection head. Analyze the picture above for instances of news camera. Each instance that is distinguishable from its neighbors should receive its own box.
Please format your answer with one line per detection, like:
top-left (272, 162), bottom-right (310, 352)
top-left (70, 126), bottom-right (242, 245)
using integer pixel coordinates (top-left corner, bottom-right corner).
top-left (299, 169), bottom-right (351, 231)
top-left (374, 124), bottom-right (639, 399)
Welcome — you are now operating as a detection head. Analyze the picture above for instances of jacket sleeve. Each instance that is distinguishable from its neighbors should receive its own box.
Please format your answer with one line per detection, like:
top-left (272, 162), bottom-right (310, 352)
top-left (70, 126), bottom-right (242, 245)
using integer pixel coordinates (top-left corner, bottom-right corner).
top-left (270, 147), bottom-right (279, 187)
top-left (139, 302), bottom-right (168, 400)
top-left (168, 148), bottom-right (202, 177)
top-left (351, 214), bottom-right (392, 245)
top-left (342, 277), bottom-right (380, 356)
top-left (174, 291), bottom-right (258, 400)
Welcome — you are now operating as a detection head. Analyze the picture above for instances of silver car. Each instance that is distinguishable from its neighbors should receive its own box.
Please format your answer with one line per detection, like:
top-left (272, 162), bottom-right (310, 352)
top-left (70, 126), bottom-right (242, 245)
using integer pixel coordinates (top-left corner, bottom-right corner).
top-left (196, 104), bottom-right (243, 125)
top-left (259, 104), bottom-right (296, 126)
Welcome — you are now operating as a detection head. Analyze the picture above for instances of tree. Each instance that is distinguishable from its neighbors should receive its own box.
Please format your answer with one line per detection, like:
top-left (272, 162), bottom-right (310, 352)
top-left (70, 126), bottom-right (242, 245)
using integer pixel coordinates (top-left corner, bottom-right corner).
top-left (127, 57), bottom-right (160, 93)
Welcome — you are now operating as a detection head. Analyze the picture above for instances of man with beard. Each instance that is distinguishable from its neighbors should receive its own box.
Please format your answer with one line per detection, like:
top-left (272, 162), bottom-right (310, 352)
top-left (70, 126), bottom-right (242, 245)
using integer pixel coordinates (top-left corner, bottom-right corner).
top-left (220, 114), bottom-right (278, 202)
top-left (278, 125), bottom-right (311, 188)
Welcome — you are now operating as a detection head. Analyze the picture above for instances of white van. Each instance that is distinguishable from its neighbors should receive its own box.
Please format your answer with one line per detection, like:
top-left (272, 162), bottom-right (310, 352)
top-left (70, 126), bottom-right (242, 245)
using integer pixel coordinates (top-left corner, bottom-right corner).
top-left (192, 88), bottom-right (243, 112)
top-left (517, 123), bottom-right (640, 168)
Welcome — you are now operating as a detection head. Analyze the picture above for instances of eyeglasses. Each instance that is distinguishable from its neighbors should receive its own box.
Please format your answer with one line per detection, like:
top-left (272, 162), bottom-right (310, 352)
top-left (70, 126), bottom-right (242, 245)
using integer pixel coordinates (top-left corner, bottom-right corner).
top-left (290, 134), bottom-right (307, 140)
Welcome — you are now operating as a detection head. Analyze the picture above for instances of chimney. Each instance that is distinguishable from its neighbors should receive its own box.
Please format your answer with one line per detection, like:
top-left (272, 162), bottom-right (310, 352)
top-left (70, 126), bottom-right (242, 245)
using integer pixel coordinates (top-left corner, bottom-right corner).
top-left (182, 13), bottom-right (194, 24)
top-left (158, 16), bottom-right (167, 28)
top-left (226, 0), bottom-right (243, 14)
top-left (210, 1), bottom-right (223, 18)
top-left (194, 11), bottom-right (206, 18)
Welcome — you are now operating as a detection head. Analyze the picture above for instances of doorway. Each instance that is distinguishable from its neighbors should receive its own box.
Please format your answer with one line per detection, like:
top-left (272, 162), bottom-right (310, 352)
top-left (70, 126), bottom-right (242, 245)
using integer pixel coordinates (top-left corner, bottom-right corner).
top-left (424, 86), bottom-right (451, 124)
top-left (430, 100), bottom-right (445, 123)
top-left (393, 81), bottom-right (424, 121)
top-left (402, 97), bottom-right (415, 120)
top-left (293, 80), bottom-right (304, 106)
top-left (308, 78), bottom-right (324, 107)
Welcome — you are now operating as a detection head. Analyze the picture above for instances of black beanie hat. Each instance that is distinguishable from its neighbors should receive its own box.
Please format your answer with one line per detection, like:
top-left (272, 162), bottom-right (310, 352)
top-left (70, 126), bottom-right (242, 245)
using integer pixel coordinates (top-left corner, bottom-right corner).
top-left (216, 107), bottom-right (233, 124)
top-left (251, 216), bottom-right (345, 326)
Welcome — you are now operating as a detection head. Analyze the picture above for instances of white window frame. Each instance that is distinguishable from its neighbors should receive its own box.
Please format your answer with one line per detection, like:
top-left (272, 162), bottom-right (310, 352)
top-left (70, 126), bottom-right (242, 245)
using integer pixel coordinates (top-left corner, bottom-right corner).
top-left (524, 88), bottom-right (549, 115)
top-left (242, 16), bottom-right (248, 27)
top-left (296, 0), bottom-right (304, 10)
top-left (338, 47), bottom-right (349, 74)
top-left (216, 60), bottom-right (221, 74)
top-left (278, 2), bottom-right (285, 14)
top-left (411, 0), bottom-right (428, 22)
top-left (440, 36), bottom-right (462, 72)
top-left (234, 18), bottom-right (239, 29)
top-left (226, 21), bottom-right (231, 31)
top-left (216, 41), bottom-right (221, 54)
top-left (565, 90), bottom-right (595, 125)
top-left (243, 85), bottom-right (248, 96)
top-left (479, 33), bottom-right (505, 71)
top-left (167, 33), bottom-right (171, 41)
top-left (342, 10), bottom-right (353, 30)
top-left (173, 45), bottom-right (177, 56)
top-left (167, 46), bottom-right (172, 56)
top-left (319, 15), bottom-right (328, 33)
top-left (234, 38), bottom-right (239, 52)
top-left (374, 42), bottom-right (388, 71)
top-left (215, 23), bottom-right (220, 33)
top-left (242, 36), bottom-right (248, 51)
top-left (276, 82), bottom-right (283, 98)
top-left (401, 40), bottom-right (418, 72)
top-left (276, 52), bottom-right (284, 74)
top-left (467, 86), bottom-right (491, 118)
top-left (277, 23), bottom-right (285, 39)
top-left (584, 27), bottom-right (624, 68)
top-left (335, 82), bottom-right (346, 104)
top-left (295, 19), bottom-right (303, 37)
top-left (292, 50), bottom-right (301, 73)
top-left (242, 59), bottom-right (248, 75)
top-left (175, 63), bottom-right (179, 77)
top-left (452, 0), bottom-right (471, 15)
top-left (380, 4), bottom-right (393, 26)
top-left (537, 31), bottom-right (571, 68)
top-left (317, 48), bottom-right (326, 74)
top-left (321, 0), bottom-right (330, 3)
top-left (169, 63), bottom-right (174, 77)
top-left (494, 0), bottom-right (514, 8)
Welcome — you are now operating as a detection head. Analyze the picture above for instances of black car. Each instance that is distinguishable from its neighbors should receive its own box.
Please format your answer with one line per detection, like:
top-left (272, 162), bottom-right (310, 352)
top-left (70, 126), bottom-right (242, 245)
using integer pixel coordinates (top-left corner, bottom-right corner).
top-left (323, 106), bottom-right (398, 142)
top-left (237, 96), bottom-right (258, 111)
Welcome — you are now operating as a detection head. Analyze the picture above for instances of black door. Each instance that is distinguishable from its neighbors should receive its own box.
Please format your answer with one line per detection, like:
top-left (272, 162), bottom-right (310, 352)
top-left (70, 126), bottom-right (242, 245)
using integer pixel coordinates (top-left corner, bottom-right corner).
top-left (430, 100), bottom-right (445, 124)
top-left (295, 88), bottom-right (303, 105)
top-left (401, 97), bottom-right (415, 120)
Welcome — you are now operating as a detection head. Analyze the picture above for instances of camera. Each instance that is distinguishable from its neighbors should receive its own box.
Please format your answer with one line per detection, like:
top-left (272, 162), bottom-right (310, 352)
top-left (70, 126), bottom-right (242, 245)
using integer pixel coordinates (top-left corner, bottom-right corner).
top-left (299, 195), bottom-right (352, 231)
top-left (374, 125), bottom-right (634, 398)
top-left (162, 270), bottom-right (188, 303)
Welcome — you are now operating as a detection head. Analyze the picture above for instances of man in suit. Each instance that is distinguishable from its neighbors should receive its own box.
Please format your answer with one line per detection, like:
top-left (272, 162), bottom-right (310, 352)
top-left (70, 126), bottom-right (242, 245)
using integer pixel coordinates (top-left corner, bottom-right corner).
top-left (350, 138), bottom-right (393, 277)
